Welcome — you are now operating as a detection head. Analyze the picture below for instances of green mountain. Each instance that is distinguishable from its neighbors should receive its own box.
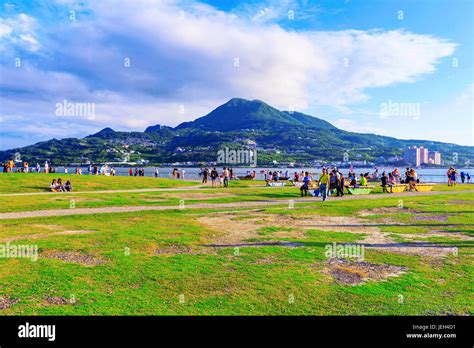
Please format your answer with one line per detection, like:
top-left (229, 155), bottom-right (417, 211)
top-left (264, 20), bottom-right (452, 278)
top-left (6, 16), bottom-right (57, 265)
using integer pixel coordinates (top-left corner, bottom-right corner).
top-left (176, 98), bottom-right (335, 131)
top-left (1, 98), bottom-right (473, 166)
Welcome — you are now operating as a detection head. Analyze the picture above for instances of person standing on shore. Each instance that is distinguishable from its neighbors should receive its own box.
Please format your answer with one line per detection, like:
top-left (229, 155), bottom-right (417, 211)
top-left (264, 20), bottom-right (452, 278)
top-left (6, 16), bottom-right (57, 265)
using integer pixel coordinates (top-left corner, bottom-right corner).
top-left (202, 168), bottom-right (208, 183)
top-left (223, 167), bottom-right (229, 187)
top-left (44, 161), bottom-right (49, 173)
top-left (336, 171), bottom-right (345, 196)
top-left (450, 168), bottom-right (457, 186)
top-left (210, 167), bottom-right (218, 187)
top-left (36, 162), bottom-right (40, 173)
top-left (447, 167), bottom-right (454, 186)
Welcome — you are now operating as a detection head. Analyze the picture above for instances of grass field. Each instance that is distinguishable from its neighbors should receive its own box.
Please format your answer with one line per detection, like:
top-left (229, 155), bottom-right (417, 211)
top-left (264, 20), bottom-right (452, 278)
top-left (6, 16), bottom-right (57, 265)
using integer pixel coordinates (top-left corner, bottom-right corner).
top-left (0, 173), bottom-right (472, 315)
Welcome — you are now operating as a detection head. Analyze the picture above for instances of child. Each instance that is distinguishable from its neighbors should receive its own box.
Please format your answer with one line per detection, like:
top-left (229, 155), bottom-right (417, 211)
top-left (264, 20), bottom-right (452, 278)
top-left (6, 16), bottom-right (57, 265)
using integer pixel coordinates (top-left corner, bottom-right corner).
top-left (218, 175), bottom-right (224, 188)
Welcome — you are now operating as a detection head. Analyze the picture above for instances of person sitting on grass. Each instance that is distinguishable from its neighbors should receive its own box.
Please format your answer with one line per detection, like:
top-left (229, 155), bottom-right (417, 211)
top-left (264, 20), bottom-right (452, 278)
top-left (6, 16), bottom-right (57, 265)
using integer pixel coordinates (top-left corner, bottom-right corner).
top-left (408, 169), bottom-right (417, 191)
top-left (300, 171), bottom-right (312, 197)
top-left (359, 174), bottom-right (367, 187)
top-left (64, 180), bottom-right (73, 192)
top-left (349, 176), bottom-right (357, 187)
top-left (57, 178), bottom-right (66, 192)
top-left (50, 179), bottom-right (59, 192)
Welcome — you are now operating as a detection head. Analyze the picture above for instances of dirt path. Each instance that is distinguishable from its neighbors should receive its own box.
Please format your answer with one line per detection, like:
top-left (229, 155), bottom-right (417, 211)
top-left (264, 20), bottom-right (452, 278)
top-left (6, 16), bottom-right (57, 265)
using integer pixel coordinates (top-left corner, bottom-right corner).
top-left (0, 189), bottom-right (472, 220)
top-left (0, 185), bottom-right (206, 197)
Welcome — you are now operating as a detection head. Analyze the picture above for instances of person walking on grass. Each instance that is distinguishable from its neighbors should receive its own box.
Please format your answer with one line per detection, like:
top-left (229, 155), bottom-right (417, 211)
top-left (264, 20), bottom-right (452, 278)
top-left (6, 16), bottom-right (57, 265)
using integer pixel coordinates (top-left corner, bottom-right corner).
top-left (318, 168), bottom-right (330, 202)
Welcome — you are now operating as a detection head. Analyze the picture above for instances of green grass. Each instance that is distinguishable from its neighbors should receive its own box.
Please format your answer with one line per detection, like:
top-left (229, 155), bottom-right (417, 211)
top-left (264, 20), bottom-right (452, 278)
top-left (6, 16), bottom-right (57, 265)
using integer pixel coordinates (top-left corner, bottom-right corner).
top-left (0, 174), bottom-right (472, 315)
top-left (0, 172), bottom-right (196, 193)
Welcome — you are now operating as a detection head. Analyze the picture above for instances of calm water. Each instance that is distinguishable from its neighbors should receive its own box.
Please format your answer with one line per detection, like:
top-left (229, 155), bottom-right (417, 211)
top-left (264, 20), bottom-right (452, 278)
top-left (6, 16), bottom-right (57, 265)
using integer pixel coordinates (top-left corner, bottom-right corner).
top-left (49, 166), bottom-right (472, 183)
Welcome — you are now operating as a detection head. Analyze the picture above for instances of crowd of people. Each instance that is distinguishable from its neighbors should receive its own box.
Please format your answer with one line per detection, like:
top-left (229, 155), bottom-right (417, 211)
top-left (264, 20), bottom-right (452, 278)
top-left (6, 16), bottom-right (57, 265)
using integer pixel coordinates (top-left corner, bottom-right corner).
top-left (447, 167), bottom-right (471, 185)
top-left (292, 165), bottom-right (453, 200)
top-left (3, 157), bottom-right (472, 194)
top-left (49, 178), bottom-right (72, 192)
top-left (198, 167), bottom-right (235, 188)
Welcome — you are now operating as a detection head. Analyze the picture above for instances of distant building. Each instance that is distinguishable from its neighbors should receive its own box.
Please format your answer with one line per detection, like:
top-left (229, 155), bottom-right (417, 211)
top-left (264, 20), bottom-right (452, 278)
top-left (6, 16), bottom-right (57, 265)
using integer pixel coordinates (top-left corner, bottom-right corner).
top-left (419, 146), bottom-right (429, 164)
top-left (428, 151), bottom-right (442, 165)
top-left (404, 146), bottom-right (421, 167)
top-left (404, 146), bottom-right (441, 166)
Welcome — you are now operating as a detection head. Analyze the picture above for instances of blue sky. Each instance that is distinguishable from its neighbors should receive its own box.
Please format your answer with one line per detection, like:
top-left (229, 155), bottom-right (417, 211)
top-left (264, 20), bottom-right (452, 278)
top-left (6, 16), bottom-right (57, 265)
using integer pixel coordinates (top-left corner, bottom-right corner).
top-left (0, 0), bottom-right (473, 149)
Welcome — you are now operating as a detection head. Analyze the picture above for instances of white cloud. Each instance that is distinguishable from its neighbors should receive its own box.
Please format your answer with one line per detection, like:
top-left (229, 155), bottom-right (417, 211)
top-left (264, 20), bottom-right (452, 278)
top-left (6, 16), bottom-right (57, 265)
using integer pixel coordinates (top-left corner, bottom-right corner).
top-left (0, 13), bottom-right (40, 51)
top-left (333, 118), bottom-right (389, 136)
top-left (0, 0), bottom-right (459, 148)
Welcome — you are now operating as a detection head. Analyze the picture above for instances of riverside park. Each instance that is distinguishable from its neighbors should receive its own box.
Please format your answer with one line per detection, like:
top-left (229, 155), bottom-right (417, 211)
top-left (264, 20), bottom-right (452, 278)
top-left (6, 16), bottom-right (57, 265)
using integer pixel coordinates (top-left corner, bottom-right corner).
top-left (0, 173), bottom-right (472, 315)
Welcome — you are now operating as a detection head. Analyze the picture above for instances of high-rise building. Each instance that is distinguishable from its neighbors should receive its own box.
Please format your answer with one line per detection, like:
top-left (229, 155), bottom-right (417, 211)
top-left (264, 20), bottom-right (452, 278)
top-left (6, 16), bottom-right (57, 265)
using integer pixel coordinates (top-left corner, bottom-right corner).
top-left (428, 151), bottom-right (442, 165)
top-left (404, 146), bottom-right (421, 167)
top-left (419, 146), bottom-right (429, 164)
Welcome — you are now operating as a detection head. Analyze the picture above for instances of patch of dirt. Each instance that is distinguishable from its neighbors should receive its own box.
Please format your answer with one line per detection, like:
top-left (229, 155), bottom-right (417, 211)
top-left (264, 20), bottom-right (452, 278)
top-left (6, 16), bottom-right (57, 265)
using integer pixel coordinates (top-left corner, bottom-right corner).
top-left (162, 192), bottom-right (237, 200)
top-left (250, 256), bottom-right (278, 264)
top-left (197, 211), bottom-right (461, 258)
top-left (30, 224), bottom-right (65, 230)
top-left (44, 296), bottom-right (70, 305)
top-left (323, 259), bottom-right (407, 285)
top-left (197, 212), bottom-right (377, 246)
top-left (400, 230), bottom-right (474, 241)
top-left (412, 214), bottom-right (449, 221)
top-left (358, 232), bottom-right (459, 258)
top-left (449, 200), bottom-right (473, 204)
top-left (2, 230), bottom-right (96, 242)
top-left (358, 207), bottom-right (418, 216)
top-left (41, 251), bottom-right (106, 266)
top-left (140, 198), bottom-right (166, 202)
top-left (0, 295), bottom-right (20, 310)
top-left (49, 197), bottom-right (102, 202)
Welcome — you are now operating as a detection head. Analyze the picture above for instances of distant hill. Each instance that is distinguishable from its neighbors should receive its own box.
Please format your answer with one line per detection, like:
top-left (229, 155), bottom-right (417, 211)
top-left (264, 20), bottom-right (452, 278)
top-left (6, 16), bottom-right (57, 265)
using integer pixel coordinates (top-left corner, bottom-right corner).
top-left (1, 98), bottom-right (472, 166)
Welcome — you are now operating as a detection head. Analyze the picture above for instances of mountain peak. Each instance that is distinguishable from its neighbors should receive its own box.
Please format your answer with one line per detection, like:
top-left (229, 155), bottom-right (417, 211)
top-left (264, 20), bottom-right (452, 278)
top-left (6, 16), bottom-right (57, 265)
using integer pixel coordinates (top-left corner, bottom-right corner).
top-left (175, 97), bottom-right (334, 132)
top-left (144, 124), bottom-right (161, 133)
top-left (87, 127), bottom-right (115, 138)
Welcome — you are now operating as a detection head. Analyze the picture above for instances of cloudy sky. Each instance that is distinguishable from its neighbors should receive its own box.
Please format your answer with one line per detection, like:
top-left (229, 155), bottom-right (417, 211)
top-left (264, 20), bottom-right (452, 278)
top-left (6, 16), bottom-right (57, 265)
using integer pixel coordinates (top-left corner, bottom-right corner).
top-left (0, 0), bottom-right (473, 149)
